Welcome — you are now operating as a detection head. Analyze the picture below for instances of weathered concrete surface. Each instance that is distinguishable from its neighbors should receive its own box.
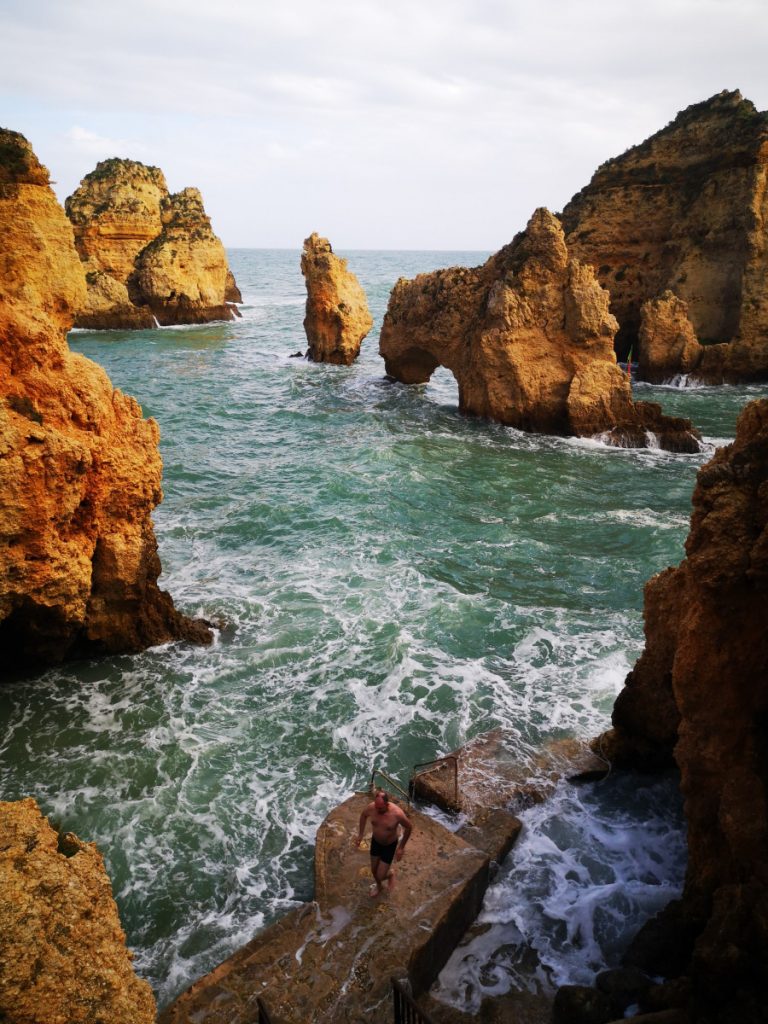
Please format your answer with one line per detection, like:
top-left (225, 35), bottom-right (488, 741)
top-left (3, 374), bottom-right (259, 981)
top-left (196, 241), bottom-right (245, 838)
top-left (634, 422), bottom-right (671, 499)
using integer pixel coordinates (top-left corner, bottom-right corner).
top-left (160, 793), bottom-right (489, 1023)
top-left (413, 730), bottom-right (608, 817)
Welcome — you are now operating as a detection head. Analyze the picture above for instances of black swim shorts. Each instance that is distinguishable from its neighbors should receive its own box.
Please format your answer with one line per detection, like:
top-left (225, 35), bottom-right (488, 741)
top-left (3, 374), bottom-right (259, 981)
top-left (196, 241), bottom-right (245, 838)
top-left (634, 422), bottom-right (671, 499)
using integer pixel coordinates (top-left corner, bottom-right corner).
top-left (370, 837), bottom-right (398, 864)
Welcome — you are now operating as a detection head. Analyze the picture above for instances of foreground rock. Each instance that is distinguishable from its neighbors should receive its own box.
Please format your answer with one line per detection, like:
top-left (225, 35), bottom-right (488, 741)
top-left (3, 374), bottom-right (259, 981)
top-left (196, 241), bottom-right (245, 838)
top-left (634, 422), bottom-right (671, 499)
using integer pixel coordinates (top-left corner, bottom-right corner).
top-left (0, 798), bottom-right (155, 1024)
top-left (0, 128), bottom-right (211, 671)
top-left (301, 233), bottom-right (373, 363)
top-left (380, 209), bottom-right (700, 451)
top-left (66, 158), bottom-right (241, 328)
top-left (594, 398), bottom-right (768, 1021)
top-left (160, 794), bottom-right (489, 1023)
top-left (562, 90), bottom-right (768, 383)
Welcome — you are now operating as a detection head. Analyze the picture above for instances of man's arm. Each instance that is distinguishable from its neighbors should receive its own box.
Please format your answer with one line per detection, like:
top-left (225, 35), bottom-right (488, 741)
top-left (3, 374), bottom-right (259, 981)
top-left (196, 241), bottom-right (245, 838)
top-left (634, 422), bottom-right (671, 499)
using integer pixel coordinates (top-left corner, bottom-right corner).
top-left (395, 809), bottom-right (412, 860)
top-left (354, 806), bottom-right (370, 847)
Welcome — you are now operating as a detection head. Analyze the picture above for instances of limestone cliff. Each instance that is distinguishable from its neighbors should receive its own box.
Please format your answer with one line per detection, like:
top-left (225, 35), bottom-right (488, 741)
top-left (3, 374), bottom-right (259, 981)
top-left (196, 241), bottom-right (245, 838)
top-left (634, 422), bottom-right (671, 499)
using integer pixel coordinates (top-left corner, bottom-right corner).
top-left (0, 798), bottom-right (156, 1024)
top-left (380, 208), bottom-right (700, 451)
top-left (65, 159), bottom-right (241, 328)
top-left (596, 398), bottom-right (768, 1021)
top-left (301, 233), bottom-right (373, 364)
top-left (561, 90), bottom-right (768, 383)
top-left (0, 128), bottom-right (211, 671)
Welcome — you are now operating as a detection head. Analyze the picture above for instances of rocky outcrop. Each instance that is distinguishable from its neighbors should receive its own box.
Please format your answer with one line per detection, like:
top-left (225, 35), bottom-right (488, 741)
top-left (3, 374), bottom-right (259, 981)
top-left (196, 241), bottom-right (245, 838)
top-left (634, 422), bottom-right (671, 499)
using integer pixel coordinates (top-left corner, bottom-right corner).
top-left (0, 128), bottom-right (211, 672)
top-left (561, 90), bottom-right (768, 382)
top-left (300, 233), bottom-right (373, 364)
top-left (65, 158), bottom-right (241, 328)
top-left (594, 398), bottom-right (768, 1022)
top-left (0, 797), bottom-right (155, 1024)
top-left (380, 208), bottom-right (701, 451)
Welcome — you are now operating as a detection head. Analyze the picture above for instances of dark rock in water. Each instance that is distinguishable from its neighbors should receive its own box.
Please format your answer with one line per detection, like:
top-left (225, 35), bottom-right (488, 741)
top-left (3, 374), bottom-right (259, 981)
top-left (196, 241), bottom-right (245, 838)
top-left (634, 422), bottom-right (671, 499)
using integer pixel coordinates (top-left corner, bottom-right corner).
top-left (552, 984), bottom-right (613, 1024)
top-left (595, 966), bottom-right (652, 1016)
top-left (288, 350), bottom-right (306, 358)
top-left (622, 900), bottom-right (697, 978)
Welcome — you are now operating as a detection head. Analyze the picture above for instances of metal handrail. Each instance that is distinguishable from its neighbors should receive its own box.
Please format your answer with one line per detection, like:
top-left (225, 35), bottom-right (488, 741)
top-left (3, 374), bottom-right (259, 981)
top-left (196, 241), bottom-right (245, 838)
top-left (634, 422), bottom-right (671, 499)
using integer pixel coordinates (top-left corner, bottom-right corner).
top-left (370, 767), bottom-right (412, 808)
top-left (409, 754), bottom-right (459, 808)
top-left (391, 977), bottom-right (436, 1024)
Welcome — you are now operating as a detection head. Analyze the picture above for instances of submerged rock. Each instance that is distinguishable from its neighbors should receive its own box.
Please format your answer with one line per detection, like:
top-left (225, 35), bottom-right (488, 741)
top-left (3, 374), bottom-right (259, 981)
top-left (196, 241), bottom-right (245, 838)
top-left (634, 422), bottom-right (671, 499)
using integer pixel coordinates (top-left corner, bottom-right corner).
top-left (0, 797), bottom-right (156, 1024)
top-left (300, 233), bottom-right (373, 364)
top-left (379, 208), bottom-right (701, 452)
top-left (0, 128), bottom-right (211, 671)
top-left (65, 158), bottom-right (241, 328)
top-left (561, 90), bottom-right (768, 383)
top-left (595, 398), bottom-right (768, 1021)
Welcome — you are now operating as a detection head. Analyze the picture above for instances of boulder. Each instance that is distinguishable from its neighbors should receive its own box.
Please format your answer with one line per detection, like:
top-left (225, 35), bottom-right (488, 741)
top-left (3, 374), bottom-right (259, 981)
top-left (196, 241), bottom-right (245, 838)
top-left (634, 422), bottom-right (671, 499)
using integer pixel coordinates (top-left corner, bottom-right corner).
top-left (0, 128), bottom-right (211, 671)
top-left (65, 158), bottom-right (241, 328)
top-left (561, 90), bottom-right (768, 382)
top-left (594, 398), bottom-right (768, 1021)
top-left (0, 797), bottom-right (155, 1024)
top-left (379, 208), bottom-right (701, 451)
top-left (301, 233), bottom-right (373, 364)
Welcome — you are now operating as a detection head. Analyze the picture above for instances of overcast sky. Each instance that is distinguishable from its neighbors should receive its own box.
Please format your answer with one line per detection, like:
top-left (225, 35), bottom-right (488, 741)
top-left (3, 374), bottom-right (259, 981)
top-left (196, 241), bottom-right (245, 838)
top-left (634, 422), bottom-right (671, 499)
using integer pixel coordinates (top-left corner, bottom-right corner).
top-left (2, 0), bottom-right (766, 249)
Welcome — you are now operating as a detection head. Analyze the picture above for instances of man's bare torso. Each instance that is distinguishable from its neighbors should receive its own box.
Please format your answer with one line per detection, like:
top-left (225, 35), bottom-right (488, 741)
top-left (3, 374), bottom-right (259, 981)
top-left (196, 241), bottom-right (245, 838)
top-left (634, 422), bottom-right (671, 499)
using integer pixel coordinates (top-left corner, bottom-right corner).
top-left (365, 802), bottom-right (403, 844)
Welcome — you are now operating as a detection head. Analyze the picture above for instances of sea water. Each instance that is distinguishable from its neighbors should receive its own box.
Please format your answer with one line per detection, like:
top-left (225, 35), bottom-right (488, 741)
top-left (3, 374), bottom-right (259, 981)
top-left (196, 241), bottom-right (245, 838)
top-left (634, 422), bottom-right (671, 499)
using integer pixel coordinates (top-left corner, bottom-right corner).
top-left (0, 249), bottom-right (762, 1009)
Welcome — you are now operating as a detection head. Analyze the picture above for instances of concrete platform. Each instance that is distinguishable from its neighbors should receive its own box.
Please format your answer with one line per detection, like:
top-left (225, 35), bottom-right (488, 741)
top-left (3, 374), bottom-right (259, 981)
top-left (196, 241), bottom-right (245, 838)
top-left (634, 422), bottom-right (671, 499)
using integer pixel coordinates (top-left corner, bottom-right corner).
top-left (160, 793), bottom-right (489, 1024)
top-left (412, 730), bottom-right (608, 817)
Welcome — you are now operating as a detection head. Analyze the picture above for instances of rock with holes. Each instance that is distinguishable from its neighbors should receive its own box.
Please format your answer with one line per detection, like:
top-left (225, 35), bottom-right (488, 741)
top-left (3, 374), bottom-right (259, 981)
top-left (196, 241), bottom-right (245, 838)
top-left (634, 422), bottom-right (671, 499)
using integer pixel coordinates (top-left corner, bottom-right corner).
top-left (0, 797), bottom-right (156, 1024)
top-left (379, 208), bottom-right (701, 451)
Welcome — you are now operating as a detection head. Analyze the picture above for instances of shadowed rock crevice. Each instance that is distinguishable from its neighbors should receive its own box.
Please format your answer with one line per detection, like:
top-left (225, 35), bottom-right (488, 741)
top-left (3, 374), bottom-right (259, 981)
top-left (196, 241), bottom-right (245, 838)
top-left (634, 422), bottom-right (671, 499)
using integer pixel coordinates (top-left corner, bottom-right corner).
top-left (380, 208), bottom-right (701, 452)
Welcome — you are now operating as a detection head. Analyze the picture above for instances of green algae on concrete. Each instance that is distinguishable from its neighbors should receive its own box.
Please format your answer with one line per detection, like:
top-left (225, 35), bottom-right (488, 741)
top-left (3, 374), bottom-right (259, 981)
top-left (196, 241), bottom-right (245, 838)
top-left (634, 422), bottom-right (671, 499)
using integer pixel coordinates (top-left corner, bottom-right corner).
top-left (160, 793), bottom-right (490, 1024)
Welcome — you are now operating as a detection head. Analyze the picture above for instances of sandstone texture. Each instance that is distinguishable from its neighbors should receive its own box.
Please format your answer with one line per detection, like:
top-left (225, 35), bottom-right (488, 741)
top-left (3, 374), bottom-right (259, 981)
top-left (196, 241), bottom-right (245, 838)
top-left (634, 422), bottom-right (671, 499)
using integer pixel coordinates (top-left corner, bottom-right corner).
top-left (0, 129), bottom-right (211, 672)
top-left (380, 208), bottom-right (701, 452)
top-left (0, 797), bottom-right (155, 1024)
top-left (561, 90), bottom-right (768, 383)
top-left (595, 398), bottom-right (768, 1022)
top-left (65, 158), bottom-right (241, 328)
top-left (160, 794), bottom-right (489, 1023)
top-left (301, 233), bottom-right (373, 364)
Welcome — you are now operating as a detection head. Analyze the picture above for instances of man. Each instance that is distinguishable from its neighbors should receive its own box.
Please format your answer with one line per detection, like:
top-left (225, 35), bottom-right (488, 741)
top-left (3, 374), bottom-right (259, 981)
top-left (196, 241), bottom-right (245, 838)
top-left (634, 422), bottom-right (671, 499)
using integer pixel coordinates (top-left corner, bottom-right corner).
top-left (355, 788), bottom-right (413, 897)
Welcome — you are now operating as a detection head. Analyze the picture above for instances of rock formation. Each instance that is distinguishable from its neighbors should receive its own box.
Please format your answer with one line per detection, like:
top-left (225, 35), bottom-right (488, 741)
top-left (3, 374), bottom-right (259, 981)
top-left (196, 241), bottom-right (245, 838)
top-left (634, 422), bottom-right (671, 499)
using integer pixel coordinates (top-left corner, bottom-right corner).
top-left (300, 233), bottom-right (373, 364)
top-left (65, 158), bottom-right (241, 328)
top-left (594, 398), bottom-right (768, 1022)
top-left (379, 208), bottom-right (701, 451)
top-left (0, 128), bottom-right (211, 672)
top-left (0, 798), bottom-right (156, 1024)
top-left (561, 90), bottom-right (768, 383)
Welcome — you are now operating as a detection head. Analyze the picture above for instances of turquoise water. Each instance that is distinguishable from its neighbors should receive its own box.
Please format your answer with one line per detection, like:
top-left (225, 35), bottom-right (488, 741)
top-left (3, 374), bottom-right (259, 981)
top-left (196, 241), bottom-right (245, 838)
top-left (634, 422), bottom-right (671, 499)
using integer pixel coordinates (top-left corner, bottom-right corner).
top-left (0, 248), bottom-right (763, 1008)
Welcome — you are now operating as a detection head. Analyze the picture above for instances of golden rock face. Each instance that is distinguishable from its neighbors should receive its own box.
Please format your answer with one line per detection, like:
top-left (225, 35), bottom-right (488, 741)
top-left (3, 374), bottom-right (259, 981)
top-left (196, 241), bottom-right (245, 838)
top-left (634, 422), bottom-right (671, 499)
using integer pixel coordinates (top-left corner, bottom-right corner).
top-left (300, 233), bottom-right (374, 364)
top-left (597, 398), bottom-right (768, 1020)
top-left (0, 797), bottom-right (156, 1024)
top-left (0, 129), bottom-right (211, 670)
top-left (65, 160), bottom-right (241, 328)
top-left (562, 90), bottom-right (768, 383)
top-left (379, 208), bottom-right (700, 452)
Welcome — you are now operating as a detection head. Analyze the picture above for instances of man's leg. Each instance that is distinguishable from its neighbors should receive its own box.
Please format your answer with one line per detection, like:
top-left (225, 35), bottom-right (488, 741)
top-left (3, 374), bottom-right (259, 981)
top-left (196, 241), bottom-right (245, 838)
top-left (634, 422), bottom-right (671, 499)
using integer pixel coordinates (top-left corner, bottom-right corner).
top-left (369, 856), bottom-right (383, 896)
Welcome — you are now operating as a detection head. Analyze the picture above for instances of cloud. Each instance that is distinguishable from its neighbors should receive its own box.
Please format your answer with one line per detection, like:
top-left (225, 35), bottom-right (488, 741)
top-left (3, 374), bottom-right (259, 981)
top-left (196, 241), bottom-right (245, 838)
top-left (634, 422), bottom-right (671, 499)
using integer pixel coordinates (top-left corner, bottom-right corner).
top-left (2, 0), bottom-right (767, 246)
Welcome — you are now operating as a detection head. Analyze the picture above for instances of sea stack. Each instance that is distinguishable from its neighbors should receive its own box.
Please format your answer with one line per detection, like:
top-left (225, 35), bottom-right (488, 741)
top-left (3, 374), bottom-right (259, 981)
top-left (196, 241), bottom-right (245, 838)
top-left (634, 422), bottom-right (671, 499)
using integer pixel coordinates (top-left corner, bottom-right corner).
top-left (0, 798), bottom-right (156, 1023)
top-left (300, 233), bottom-right (373, 364)
top-left (593, 398), bottom-right (768, 1021)
top-left (65, 158), bottom-right (241, 328)
top-left (561, 90), bottom-right (768, 383)
top-left (0, 128), bottom-right (211, 671)
top-left (379, 208), bottom-right (700, 452)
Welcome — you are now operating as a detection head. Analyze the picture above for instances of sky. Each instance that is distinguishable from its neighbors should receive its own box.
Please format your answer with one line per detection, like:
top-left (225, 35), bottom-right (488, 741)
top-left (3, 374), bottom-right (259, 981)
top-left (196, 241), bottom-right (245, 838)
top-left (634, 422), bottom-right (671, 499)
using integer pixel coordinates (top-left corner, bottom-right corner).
top-left (2, 0), bottom-right (767, 249)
